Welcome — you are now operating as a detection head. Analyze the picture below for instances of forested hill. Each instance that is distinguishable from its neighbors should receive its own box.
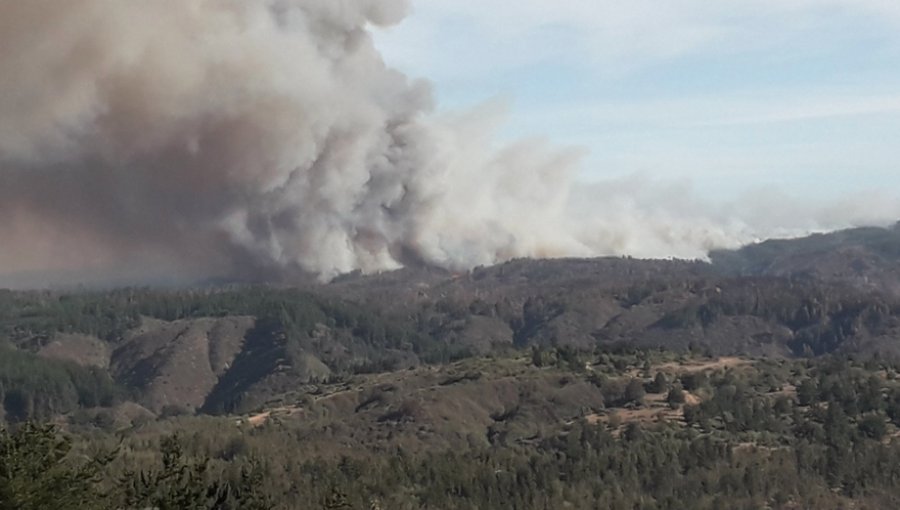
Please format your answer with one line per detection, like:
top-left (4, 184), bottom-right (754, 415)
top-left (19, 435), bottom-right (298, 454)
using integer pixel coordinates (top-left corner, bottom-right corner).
top-left (3, 224), bottom-right (900, 508)
top-left (1, 224), bottom-right (900, 422)
top-left (711, 221), bottom-right (900, 289)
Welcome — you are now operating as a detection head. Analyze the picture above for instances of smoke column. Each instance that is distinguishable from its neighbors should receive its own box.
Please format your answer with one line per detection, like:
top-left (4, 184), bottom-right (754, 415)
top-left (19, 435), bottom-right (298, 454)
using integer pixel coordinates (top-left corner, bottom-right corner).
top-left (0, 0), bottom-right (893, 288)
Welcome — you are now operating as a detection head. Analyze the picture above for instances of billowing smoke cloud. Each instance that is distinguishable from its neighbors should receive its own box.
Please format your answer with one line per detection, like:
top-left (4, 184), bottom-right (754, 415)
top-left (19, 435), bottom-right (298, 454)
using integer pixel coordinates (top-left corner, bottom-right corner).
top-left (0, 0), bottom-right (897, 288)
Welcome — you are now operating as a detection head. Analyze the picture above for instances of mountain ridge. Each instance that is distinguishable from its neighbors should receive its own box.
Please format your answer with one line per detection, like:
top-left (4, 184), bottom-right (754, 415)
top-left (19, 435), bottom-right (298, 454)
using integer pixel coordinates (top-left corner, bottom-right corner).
top-left (2, 223), bottom-right (900, 421)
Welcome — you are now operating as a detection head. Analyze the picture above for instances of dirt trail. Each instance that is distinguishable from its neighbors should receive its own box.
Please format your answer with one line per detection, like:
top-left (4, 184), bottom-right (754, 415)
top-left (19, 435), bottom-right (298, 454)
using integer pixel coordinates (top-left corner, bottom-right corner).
top-left (245, 406), bottom-right (303, 427)
top-left (656, 357), bottom-right (751, 374)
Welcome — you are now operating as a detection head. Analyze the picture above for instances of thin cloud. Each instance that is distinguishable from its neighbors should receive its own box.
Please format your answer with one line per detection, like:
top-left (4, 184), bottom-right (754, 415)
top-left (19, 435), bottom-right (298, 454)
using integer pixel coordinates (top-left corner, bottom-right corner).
top-left (517, 93), bottom-right (900, 129)
top-left (379, 0), bottom-right (900, 77)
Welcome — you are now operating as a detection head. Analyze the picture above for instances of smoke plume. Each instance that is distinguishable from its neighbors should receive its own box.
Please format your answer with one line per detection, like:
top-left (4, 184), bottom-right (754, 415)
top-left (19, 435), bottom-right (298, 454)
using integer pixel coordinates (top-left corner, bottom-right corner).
top-left (0, 0), bottom-right (896, 288)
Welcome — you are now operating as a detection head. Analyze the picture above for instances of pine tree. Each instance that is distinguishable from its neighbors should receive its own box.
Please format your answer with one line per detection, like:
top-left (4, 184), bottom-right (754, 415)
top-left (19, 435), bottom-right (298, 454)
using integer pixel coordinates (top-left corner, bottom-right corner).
top-left (0, 423), bottom-right (114, 510)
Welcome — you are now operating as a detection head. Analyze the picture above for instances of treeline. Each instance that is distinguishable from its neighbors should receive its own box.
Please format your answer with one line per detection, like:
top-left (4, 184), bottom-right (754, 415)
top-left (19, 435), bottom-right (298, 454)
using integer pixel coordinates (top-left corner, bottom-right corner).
top-left (0, 288), bottom-right (432, 361)
top-left (0, 288), bottom-right (329, 342)
top-left (0, 423), bottom-right (272, 510)
top-left (8, 414), bottom-right (900, 509)
top-left (295, 423), bottom-right (900, 509)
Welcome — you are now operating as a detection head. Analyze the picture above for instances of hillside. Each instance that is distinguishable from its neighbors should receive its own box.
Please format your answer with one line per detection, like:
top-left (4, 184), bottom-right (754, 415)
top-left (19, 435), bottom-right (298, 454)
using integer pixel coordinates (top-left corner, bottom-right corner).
top-left (711, 221), bottom-right (900, 290)
top-left (11, 351), bottom-right (900, 509)
top-left (2, 224), bottom-right (900, 420)
top-left (3, 224), bottom-right (900, 508)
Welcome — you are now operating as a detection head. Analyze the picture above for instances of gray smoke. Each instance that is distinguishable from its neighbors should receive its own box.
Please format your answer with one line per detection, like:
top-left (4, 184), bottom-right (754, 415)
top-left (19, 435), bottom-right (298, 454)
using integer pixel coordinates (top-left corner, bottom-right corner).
top-left (0, 0), bottom-right (897, 288)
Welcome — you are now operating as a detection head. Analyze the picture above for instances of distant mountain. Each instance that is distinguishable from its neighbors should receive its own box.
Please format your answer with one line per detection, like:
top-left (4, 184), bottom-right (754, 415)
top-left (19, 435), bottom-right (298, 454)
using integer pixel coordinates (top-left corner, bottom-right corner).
top-left (711, 222), bottom-right (900, 291)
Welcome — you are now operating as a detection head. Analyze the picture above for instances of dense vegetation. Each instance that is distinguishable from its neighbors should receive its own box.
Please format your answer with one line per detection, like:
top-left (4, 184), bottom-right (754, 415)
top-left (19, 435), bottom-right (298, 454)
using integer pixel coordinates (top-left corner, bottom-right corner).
top-left (0, 423), bottom-right (271, 509)
top-left (5, 351), bottom-right (900, 509)
top-left (0, 347), bottom-right (120, 423)
top-left (1, 277), bottom-right (898, 419)
top-left (3, 225), bottom-right (900, 507)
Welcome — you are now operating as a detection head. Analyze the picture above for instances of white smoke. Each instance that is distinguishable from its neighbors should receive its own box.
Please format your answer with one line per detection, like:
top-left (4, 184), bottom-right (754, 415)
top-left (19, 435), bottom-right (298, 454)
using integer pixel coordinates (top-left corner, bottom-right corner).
top-left (0, 0), bottom-right (896, 288)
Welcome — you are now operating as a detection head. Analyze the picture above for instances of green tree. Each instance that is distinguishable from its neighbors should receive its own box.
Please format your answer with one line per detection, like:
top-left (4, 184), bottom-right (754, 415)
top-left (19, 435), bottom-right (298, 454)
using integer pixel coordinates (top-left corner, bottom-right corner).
top-left (624, 379), bottom-right (645, 405)
top-left (646, 372), bottom-right (669, 394)
top-left (858, 413), bottom-right (887, 440)
top-left (797, 378), bottom-right (818, 406)
top-left (0, 423), bottom-right (113, 510)
top-left (667, 386), bottom-right (686, 406)
top-left (119, 435), bottom-right (273, 510)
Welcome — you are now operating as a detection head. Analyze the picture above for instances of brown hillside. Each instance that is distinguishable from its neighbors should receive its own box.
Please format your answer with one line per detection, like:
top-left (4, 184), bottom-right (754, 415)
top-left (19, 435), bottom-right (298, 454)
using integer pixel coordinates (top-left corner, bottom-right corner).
top-left (111, 316), bottom-right (254, 413)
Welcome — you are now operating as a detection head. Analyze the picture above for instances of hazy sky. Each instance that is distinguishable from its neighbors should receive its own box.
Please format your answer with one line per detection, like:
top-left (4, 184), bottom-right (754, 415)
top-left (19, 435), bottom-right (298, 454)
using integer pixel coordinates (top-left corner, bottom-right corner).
top-left (375, 0), bottom-right (900, 201)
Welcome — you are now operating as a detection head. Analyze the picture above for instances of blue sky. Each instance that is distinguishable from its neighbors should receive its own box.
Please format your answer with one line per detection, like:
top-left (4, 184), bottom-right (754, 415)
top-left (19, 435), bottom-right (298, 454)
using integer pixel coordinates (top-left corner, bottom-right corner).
top-left (375, 0), bottom-right (900, 203)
